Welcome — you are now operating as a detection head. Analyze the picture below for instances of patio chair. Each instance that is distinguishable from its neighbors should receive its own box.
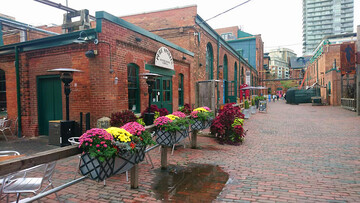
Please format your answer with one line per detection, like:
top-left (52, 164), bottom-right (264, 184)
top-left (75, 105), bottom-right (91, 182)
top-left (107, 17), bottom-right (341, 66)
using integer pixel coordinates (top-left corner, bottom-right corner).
top-left (2, 161), bottom-right (59, 203)
top-left (0, 119), bottom-right (13, 141)
top-left (0, 151), bottom-right (21, 201)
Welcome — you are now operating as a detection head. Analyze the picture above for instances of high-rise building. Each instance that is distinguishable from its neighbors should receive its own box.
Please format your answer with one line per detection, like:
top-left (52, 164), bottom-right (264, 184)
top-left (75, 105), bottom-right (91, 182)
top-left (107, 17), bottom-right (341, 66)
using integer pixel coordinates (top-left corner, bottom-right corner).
top-left (268, 48), bottom-right (297, 79)
top-left (302, 0), bottom-right (354, 55)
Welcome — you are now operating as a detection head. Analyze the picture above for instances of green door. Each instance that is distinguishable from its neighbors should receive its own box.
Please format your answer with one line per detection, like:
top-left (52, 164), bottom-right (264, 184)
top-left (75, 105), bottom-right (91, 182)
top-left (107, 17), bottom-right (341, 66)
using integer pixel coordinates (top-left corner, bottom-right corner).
top-left (37, 75), bottom-right (63, 135)
top-left (151, 76), bottom-right (172, 113)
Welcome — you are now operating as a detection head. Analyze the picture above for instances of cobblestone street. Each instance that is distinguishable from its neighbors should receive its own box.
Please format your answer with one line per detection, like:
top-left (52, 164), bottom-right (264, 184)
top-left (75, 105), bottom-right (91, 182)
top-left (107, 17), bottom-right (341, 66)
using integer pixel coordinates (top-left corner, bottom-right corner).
top-left (3, 101), bottom-right (360, 202)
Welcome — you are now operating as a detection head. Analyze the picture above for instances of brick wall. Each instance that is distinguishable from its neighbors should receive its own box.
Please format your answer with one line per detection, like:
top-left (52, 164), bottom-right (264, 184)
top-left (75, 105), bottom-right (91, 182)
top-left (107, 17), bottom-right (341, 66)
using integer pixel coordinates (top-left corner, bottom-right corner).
top-left (122, 5), bottom-right (253, 106)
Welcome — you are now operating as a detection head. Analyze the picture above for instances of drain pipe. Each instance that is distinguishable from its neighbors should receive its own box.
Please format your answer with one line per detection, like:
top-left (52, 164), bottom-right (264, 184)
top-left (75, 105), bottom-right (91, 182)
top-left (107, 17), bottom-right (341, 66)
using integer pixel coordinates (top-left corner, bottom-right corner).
top-left (15, 46), bottom-right (22, 138)
top-left (216, 36), bottom-right (220, 108)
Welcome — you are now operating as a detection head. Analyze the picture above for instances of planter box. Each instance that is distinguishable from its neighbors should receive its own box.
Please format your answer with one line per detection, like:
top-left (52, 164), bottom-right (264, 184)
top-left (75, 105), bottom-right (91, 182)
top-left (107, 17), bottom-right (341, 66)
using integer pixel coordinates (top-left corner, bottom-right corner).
top-left (79, 153), bottom-right (115, 181)
top-left (155, 128), bottom-right (189, 146)
top-left (250, 106), bottom-right (256, 114)
top-left (242, 109), bottom-right (251, 119)
top-left (113, 145), bottom-right (146, 175)
top-left (191, 118), bottom-right (213, 131)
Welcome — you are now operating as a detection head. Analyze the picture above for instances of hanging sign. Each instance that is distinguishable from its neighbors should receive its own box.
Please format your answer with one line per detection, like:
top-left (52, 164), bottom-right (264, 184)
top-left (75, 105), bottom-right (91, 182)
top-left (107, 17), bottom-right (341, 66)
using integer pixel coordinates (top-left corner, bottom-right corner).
top-left (245, 70), bottom-right (251, 86)
top-left (340, 43), bottom-right (356, 75)
top-left (155, 47), bottom-right (174, 70)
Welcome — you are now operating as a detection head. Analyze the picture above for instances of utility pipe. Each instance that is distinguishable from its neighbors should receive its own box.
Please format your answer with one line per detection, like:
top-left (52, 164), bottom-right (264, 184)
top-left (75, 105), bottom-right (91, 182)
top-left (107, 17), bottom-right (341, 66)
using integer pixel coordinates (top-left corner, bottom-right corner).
top-left (15, 46), bottom-right (22, 138)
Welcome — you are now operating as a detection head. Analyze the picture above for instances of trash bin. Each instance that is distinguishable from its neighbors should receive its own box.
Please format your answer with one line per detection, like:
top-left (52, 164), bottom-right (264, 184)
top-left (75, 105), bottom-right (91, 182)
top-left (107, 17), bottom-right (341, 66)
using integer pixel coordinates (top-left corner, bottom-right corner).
top-left (49, 120), bottom-right (78, 146)
top-left (259, 101), bottom-right (267, 113)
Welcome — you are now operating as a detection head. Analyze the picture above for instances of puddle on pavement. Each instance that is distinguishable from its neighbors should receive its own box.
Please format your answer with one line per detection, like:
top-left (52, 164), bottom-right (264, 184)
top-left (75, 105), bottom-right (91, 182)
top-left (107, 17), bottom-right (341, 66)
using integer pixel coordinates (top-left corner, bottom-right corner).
top-left (152, 163), bottom-right (229, 202)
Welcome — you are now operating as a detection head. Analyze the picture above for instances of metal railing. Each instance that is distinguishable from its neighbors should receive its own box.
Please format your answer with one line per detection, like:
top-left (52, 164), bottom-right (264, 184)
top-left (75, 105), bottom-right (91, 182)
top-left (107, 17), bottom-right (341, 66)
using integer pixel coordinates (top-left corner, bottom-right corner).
top-left (341, 98), bottom-right (356, 111)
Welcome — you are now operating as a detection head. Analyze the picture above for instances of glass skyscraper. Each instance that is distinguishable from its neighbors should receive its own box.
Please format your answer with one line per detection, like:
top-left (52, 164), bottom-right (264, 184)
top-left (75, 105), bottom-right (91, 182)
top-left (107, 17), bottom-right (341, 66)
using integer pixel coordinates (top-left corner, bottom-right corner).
top-left (302, 0), bottom-right (354, 55)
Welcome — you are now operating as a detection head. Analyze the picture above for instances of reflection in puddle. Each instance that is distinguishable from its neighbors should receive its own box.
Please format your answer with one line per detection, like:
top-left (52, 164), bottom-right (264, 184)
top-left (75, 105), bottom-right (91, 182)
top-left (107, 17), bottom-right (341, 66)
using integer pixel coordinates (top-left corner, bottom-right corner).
top-left (152, 163), bottom-right (229, 202)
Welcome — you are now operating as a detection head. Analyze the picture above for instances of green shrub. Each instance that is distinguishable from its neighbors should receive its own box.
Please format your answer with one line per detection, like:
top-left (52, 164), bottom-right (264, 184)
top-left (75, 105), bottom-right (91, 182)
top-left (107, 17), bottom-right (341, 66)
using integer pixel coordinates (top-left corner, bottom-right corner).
top-left (244, 100), bottom-right (250, 109)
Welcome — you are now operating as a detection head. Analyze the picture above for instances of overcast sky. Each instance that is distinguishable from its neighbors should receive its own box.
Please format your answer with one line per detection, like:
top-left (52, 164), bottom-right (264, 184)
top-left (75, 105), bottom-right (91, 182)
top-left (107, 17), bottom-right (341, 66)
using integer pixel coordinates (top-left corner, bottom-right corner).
top-left (1, 0), bottom-right (359, 56)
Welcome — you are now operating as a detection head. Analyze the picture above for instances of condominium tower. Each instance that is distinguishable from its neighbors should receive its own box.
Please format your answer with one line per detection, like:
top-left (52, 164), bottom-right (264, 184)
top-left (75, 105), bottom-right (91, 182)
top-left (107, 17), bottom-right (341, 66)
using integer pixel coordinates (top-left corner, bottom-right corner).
top-left (302, 0), bottom-right (354, 55)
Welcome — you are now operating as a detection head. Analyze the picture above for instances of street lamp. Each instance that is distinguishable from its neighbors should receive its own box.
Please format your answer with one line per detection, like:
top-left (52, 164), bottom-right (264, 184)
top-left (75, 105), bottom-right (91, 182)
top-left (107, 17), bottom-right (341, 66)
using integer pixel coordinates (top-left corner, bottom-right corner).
top-left (140, 73), bottom-right (161, 125)
top-left (48, 68), bottom-right (82, 121)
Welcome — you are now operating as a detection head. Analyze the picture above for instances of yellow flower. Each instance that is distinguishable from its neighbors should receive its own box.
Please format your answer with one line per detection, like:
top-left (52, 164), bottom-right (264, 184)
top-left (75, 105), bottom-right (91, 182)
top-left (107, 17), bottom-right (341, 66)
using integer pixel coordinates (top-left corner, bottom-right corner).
top-left (193, 107), bottom-right (208, 113)
top-left (106, 127), bottom-right (132, 143)
top-left (165, 114), bottom-right (179, 120)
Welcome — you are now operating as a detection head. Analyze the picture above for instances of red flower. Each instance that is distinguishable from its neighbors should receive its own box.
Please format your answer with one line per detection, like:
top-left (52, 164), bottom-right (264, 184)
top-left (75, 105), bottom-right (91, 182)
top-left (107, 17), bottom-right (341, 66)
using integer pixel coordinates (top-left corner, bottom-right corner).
top-left (130, 142), bottom-right (136, 149)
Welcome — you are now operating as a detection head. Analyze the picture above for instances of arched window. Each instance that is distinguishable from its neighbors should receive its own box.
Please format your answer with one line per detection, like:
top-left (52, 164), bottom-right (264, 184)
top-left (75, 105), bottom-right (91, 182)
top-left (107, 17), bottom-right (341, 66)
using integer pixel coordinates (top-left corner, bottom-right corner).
top-left (223, 55), bottom-right (228, 81)
top-left (241, 67), bottom-right (244, 84)
top-left (0, 69), bottom-right (6, 113)
top-left (127, 64), bottom-right (140, 113)
top-left (206, 43), bottom-right (214, 80)
top-left (178, 73), bottom-right (184, 107)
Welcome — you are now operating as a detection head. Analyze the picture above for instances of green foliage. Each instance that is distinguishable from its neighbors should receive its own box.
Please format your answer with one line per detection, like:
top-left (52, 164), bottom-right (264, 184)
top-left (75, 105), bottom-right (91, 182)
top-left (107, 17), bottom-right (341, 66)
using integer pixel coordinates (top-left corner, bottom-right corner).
top-left (244, 100), bottom-right (250, 109)
top-left (154, 111), bottom-right (160, 119)
top-left (136, 118), bottom-right (145, 126)
top-left (280, 80), bottom-right (299, 89)
top-left (231, 118), bottom-right (244, 127)
top-left (251, 99), bottom-right (255, 106)
top-left (161, 118), bottom-right (191, 132)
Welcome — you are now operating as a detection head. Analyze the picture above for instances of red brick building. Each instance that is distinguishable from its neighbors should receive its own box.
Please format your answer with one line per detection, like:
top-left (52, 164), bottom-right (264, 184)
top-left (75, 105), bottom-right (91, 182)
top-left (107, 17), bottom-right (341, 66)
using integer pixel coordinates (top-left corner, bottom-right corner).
top-left (302, 33), bottom-right (357, 106)
top-left (121, 5), bottom-right (256, 104)
top-left (0, 11), bottom-right (193, 137)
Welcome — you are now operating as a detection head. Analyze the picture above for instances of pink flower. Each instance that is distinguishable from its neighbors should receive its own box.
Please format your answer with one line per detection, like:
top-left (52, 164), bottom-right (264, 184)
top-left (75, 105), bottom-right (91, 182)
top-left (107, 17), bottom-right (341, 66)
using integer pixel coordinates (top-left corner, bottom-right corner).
top-left (90, 144), bottom-right (92, 146)
top-left (121, 122), bottom-right (145, 136)
top-left (96, 144), bottom-right (100, 148)
top-left (100, 141), bottom-right (105, 144)
top-left (103, 144), bottom-right (107, 148)
top-left (97, 150), bottom-right (100, 152)
top-left (172, 111), bottom-right (186, 118)
top-left (154, 116), bottom-right (172, 127)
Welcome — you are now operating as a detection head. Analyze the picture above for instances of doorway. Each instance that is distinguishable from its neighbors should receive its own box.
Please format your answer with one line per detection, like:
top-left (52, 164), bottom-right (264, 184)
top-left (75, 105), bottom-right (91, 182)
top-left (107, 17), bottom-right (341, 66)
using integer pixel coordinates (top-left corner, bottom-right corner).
top-left (151, 76), bottom-right (173, 113)
top-left (37, 75), bottom-right (63, 135)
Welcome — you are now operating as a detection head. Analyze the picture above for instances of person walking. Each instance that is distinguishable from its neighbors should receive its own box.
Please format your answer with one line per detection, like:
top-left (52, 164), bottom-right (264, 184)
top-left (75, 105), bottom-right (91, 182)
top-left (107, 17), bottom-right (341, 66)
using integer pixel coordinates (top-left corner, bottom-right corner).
top-left (273, 94), bottom-right (276, 102)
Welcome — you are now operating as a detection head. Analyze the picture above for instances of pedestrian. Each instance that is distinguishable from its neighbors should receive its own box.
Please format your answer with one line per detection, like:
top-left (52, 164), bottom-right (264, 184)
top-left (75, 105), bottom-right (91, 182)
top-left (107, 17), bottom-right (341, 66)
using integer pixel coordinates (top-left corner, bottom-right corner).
top-left (268, 94), bottom-right (271, 102)
top-left (272, 94), bottom-right (276, 102)
top-left (277, 94), bottom-right (279, 100)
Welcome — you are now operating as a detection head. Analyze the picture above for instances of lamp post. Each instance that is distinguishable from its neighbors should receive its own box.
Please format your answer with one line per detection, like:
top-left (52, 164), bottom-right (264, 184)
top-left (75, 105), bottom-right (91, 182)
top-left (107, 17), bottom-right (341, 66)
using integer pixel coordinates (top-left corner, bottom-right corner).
top-left (140, 73), bottom-right (161, 125)
top-left (48, 68), bottom-right (82, 120)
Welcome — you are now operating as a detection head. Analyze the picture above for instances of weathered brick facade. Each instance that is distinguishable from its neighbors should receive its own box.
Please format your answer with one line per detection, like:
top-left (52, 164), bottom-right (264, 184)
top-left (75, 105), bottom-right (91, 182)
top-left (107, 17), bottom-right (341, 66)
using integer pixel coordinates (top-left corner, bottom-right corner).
top-left (121, 5), bottom-right (256, 105)
top-left (304, 41), bottom-right (357, 106)
top-left (0, 12), bottom-right (193, 137)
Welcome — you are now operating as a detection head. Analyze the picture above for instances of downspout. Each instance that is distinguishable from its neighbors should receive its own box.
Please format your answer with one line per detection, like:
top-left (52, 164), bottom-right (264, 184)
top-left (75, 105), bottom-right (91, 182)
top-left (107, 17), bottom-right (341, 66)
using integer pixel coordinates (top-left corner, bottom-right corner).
top-left (0, 23), bottom-right (3, 46)
top-left (15, 46), bottom-right (22, 138)
top-left (216, 36), bottom-right (220, 107)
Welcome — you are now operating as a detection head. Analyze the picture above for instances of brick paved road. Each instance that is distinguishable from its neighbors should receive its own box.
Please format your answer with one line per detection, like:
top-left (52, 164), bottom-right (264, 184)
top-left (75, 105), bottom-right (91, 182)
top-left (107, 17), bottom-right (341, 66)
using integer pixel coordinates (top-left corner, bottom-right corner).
top-left (4, 101), bottom-right (360, 202)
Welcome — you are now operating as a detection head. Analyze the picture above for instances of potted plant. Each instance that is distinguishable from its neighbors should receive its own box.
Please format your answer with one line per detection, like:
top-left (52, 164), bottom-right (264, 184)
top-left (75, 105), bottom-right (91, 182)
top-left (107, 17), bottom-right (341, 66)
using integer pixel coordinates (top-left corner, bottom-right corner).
top-left (106, 122), bottom-right (155, 175)
top-left (154, 112), bottom-right (190, 146)
top-left (190, 106), bottom-right (214, 130)
top-left (78, 128), bottom-right (118, 181)
top-left (210, 103), bottom-right (246, 145)
top-left (242, 100), bottom-right (251, 119)
top-left (110, 110), bottom-right (137, 127)
top-left (178, 103), bottom-right (192, 115)
top-left (250, 99), bottom-right (256, 114)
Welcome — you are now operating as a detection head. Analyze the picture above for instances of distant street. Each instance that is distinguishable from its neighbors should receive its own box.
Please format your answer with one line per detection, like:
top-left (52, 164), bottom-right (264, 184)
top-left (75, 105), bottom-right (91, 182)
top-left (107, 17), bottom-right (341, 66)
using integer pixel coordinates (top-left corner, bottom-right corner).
top-left (3, 100), bottom-right (360, 202)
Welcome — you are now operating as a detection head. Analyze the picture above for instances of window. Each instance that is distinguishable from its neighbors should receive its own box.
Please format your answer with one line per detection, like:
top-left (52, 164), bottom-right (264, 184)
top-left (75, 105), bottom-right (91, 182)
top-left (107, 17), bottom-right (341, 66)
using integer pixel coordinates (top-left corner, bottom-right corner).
top-left (0, 69), bottom-right (6, 113)
top-left (328, 81), bottom-right (331, 95)
top-left (223, 55), bottom-right (228, 81)
top-left (127, 64), bottom-right (140, 113)
top-left (178, 74), bottom-right (184, 107)
top-left (206, 43), bottom-right (214, 80)
top-left (221, 33), bottom-right (233, 40)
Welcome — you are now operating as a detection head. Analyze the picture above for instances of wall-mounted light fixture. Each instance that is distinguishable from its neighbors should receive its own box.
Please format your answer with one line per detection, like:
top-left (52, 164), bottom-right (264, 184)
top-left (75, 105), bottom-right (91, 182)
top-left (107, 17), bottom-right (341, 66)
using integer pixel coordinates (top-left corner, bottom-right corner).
top-left (135, 37), bottom-right (142, 42)
top-left (74, 33), bottom-right (114, 74)
top-left (199, 63), bottom-right (203, 67)
top-left (182, 56), bottom-right (186, 60)
top-left (114, 76), bottom-right (119, 85)
top-left (85, 50), bottom-right (97, 58)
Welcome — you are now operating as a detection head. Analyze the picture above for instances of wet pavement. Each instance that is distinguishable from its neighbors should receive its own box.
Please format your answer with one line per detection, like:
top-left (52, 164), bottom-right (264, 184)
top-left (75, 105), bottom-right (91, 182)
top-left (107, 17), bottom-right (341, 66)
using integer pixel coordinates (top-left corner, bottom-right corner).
top-left (2, 100), bottom-right (360, 202)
